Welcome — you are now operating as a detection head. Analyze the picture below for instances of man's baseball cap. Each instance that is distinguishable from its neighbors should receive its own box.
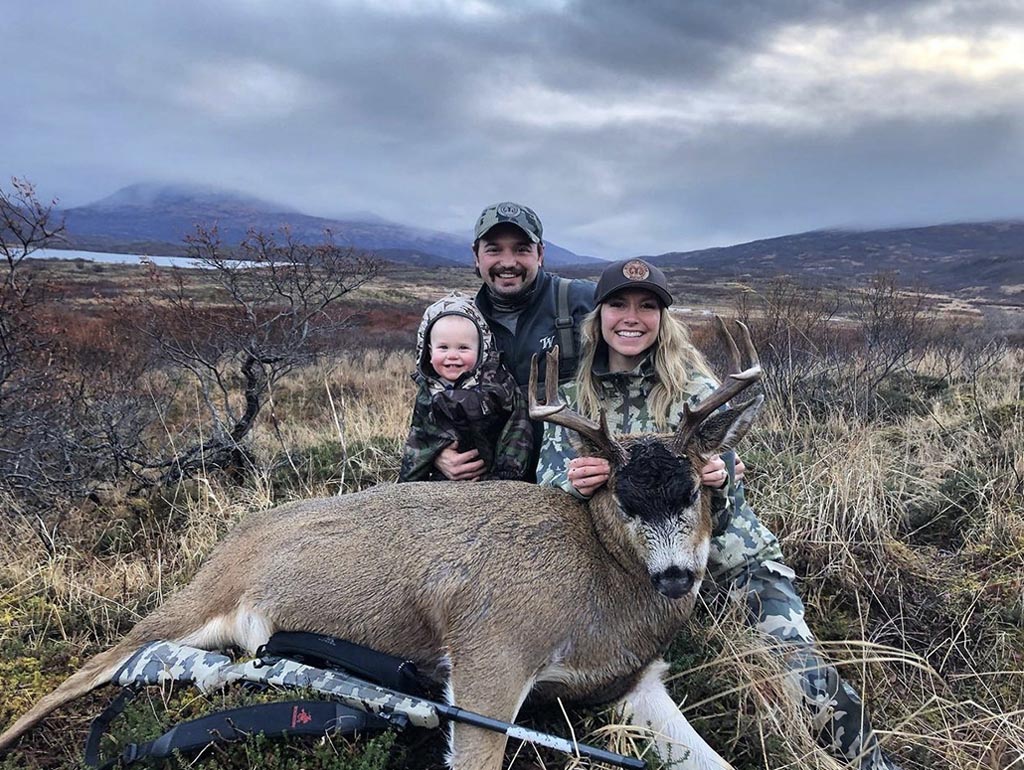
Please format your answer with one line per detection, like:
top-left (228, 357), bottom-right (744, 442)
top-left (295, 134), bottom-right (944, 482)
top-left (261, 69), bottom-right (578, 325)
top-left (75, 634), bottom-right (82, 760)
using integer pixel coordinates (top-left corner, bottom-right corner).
top-left (595, 258), bottom-right (673, 307)
top-left (474, 202), bottom-right (543, 244)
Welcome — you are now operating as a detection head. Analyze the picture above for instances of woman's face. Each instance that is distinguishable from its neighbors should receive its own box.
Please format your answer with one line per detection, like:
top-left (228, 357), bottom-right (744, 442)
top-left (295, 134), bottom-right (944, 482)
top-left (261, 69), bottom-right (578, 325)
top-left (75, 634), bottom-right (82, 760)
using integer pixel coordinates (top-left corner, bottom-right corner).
top-left (600, 288), bottom-right (662, 368)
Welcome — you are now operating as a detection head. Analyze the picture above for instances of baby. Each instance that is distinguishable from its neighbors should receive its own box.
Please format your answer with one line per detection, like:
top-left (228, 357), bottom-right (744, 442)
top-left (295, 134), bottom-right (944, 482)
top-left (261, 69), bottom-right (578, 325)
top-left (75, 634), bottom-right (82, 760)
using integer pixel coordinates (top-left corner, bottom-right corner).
top-left (398, 292), bottom-right (532, 482)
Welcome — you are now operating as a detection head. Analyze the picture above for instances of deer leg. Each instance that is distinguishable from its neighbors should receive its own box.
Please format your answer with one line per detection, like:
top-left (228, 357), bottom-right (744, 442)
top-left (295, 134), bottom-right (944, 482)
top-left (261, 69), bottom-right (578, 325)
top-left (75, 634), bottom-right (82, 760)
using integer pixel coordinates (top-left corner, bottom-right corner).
top-left (443, 652), bottom-right (534, 770)
top-left (619, 659), bottom-right (733, 770)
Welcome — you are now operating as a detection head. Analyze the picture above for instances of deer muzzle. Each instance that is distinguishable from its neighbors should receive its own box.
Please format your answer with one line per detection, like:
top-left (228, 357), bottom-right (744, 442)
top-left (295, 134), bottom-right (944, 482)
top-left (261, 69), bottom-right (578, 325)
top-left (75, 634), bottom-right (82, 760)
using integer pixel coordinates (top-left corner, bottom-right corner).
top-left (650, 566), bottom-right (696, 599)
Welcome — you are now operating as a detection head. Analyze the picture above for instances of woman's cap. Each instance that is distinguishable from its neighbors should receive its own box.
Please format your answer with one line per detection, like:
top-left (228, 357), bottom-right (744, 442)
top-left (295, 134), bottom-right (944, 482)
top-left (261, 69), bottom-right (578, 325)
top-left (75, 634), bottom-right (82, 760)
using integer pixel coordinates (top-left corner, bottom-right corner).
top-left (594, 258), bottom-right (673, 307)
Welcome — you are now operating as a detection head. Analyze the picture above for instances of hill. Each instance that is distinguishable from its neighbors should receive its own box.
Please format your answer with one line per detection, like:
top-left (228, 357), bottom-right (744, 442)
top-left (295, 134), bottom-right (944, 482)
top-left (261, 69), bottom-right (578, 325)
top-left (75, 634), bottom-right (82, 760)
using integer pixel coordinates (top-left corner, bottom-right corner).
top-left (647, 221), bottom-right (1024, 298)
top-left (56, 182), bottom-right (601, 268)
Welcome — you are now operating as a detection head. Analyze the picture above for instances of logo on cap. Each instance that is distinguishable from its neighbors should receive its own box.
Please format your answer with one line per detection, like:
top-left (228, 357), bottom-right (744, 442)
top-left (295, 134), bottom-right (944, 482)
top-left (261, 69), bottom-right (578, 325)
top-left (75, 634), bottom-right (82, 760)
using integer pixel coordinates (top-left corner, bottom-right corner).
top-left (496, 203), bottom-right (521, 218)
top-left (622, 260), bottom-right (651, 281)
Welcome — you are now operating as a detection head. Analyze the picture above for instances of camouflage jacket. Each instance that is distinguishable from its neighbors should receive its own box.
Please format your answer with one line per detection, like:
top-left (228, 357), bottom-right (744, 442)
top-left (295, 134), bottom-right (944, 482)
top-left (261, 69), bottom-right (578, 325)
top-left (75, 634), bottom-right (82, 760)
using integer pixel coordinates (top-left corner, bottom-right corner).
top-left (399, 292), bottom-right (533, 482)
top-left (537, 353), bottom-right (739, 531)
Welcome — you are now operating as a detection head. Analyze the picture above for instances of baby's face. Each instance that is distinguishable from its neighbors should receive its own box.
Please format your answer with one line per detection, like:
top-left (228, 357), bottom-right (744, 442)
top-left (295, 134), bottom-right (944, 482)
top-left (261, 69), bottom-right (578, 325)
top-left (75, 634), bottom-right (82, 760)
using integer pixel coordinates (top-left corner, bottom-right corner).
top-left (429, 316), bottom-right (480, 382)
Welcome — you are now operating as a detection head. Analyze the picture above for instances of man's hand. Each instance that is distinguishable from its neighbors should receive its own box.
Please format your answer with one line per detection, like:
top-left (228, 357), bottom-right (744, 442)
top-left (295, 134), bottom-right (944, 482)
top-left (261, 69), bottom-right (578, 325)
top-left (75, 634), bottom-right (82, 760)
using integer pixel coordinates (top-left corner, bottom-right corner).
top-left (701, 453), bottom-right (746, 488)
top-left (434, 442), bottom-right (486, 481)
top-left (567, 456), bottom-right (610, 497)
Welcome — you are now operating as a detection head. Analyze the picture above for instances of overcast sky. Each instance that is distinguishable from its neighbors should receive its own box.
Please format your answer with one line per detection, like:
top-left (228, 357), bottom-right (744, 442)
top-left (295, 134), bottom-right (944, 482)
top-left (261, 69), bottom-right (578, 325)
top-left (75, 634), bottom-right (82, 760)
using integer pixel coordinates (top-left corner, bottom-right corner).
top-left (6, 0), bottom-right (1024, 258)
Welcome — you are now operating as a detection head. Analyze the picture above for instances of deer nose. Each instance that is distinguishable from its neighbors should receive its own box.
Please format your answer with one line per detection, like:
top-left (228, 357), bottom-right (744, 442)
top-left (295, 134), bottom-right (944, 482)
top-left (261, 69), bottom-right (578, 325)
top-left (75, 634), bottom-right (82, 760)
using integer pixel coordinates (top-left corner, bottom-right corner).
top-left (651, 566), bottom-right (695, 599)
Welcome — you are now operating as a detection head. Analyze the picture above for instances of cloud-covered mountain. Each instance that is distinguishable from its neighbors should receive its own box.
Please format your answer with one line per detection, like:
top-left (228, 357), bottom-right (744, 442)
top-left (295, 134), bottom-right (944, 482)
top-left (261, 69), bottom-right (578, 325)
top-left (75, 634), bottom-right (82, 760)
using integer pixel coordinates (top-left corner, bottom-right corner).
top-left (58, 183), bottom-right (602, 267)
top-left (49, 184), bottom-right (1022, 297)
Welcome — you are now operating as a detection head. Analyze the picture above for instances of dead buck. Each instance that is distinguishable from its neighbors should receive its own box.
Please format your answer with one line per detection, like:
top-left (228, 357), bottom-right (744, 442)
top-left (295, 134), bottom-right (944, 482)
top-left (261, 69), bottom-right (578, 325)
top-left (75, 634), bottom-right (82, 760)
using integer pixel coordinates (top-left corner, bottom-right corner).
top-left (0, 320), bottom-right (763, 770)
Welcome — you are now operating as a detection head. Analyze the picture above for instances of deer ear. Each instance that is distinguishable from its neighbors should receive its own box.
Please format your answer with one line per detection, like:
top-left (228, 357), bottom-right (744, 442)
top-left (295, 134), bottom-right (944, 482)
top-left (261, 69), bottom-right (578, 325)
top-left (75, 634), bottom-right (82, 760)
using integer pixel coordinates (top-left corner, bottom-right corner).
top-left (692, 395), bottom-right (764, 458)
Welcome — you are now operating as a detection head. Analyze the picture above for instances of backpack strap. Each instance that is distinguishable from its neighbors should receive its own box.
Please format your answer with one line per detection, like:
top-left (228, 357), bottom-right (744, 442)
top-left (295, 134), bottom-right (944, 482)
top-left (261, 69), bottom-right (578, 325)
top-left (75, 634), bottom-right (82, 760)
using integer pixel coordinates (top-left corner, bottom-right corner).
top-left (554, 277), bottom-right (576, 365)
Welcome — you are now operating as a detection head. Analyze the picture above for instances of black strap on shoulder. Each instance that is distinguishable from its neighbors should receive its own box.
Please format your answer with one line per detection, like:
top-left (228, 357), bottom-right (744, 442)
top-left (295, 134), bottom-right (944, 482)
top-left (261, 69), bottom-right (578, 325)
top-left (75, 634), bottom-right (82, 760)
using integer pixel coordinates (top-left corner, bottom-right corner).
top-left (554, 277), bottom-right (576, 364)
top-left (87, 698), bottom-right (397, 769)
top-left (259, 631), bottom-right (427, 695)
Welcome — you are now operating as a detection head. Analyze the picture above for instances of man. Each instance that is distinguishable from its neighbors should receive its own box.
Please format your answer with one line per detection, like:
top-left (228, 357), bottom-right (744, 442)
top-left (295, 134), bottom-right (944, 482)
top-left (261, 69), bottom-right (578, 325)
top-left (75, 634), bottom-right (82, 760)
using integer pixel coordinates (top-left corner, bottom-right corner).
top-left (433, 201), bottom-right (594, 482)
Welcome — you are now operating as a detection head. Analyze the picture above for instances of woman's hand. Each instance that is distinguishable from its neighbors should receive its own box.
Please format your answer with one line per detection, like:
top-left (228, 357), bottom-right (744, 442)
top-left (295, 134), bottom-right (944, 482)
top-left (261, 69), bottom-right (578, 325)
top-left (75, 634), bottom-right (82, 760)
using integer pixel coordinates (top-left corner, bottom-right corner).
top-left (701, 455), bottom-right (727, 488)
top-left (700, 453), bottom-right (746, 488)
top-left (567, 456), bottom-right (610, 497)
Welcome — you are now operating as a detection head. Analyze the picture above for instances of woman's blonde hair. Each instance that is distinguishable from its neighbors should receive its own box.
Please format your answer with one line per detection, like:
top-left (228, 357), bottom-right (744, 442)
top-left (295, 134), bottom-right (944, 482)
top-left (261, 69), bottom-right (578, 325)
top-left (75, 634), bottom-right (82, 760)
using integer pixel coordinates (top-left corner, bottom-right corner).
top-left (574, 304), bottom-right (715, 429)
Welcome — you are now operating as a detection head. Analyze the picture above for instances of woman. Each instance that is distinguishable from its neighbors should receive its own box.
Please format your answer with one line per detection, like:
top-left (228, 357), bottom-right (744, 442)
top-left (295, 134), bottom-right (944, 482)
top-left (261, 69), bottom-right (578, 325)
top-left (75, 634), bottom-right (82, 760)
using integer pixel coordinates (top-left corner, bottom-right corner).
top-left (537, 258), bottom-right (901, 770)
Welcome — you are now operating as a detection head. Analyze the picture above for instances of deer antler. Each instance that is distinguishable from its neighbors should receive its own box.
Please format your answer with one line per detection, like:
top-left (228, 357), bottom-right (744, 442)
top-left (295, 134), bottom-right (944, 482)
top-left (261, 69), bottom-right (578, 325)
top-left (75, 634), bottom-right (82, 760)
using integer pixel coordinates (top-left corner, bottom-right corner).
top-left (672, 317), bottom-right (762, 452)
top-left (529, 346), bottom-right (626, 465)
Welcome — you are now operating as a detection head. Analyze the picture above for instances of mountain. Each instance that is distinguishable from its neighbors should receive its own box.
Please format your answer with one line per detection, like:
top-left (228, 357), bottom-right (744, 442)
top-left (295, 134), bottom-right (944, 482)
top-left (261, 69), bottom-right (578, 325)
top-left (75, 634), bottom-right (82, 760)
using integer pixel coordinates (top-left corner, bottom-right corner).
top-left (646, 222), bottom-right (1024, 296)
top-left (57, 183), bottom-right (602, 268)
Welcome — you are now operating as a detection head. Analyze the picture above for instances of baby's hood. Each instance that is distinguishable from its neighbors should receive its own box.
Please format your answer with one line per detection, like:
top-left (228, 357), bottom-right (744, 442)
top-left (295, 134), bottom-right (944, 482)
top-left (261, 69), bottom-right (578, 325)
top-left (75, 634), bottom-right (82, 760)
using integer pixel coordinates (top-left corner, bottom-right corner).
top-left (414, 291), bottom-right (497, 384)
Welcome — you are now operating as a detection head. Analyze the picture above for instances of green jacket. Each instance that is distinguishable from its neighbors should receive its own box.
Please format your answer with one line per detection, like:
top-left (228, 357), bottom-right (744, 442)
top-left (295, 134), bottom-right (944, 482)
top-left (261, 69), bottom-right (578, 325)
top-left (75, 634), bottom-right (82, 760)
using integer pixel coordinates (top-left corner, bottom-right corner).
top-left (537, 352), bottom-right (717, 495)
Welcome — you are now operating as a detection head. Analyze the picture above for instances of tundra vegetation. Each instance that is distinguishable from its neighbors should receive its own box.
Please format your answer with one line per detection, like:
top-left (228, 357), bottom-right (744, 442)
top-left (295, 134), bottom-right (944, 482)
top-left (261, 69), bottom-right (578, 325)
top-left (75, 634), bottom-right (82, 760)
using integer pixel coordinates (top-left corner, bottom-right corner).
top-left (1, 180), bottom-right (1022, 769)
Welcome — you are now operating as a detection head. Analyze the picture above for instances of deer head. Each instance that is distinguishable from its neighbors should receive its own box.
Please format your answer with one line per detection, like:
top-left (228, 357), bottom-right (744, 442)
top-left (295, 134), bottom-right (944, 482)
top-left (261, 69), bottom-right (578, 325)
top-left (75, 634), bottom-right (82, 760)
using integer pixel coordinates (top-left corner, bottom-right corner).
top-left (529, 317), bottom-right (764, 600)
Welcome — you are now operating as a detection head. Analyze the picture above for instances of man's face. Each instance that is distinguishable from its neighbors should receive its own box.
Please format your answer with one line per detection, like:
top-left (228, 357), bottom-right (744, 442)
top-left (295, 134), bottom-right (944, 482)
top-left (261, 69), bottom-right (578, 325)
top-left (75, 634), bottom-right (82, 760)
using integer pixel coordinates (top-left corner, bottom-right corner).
top-left (474, 223), bottom-right (544, 299)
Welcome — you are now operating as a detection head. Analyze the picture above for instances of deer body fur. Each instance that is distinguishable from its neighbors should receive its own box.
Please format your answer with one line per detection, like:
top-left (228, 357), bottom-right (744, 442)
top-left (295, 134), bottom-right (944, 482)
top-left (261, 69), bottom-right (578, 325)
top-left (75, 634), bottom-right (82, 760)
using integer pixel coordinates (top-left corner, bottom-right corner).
top-left (0, 480), bottom-right (732, 768)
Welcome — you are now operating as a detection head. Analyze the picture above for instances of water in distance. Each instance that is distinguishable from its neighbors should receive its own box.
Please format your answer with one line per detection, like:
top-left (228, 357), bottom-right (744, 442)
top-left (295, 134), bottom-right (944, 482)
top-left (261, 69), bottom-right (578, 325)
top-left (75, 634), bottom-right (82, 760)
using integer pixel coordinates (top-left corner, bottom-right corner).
top-left (29, 248), bottom-right (200, 267)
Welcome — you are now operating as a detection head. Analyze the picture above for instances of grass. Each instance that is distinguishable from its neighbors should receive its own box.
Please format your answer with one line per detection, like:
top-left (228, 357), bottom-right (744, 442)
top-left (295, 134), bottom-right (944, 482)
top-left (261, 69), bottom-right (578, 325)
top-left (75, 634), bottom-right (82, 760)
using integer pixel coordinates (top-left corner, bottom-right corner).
top-left (1, 284), bottom-right (1023, 768)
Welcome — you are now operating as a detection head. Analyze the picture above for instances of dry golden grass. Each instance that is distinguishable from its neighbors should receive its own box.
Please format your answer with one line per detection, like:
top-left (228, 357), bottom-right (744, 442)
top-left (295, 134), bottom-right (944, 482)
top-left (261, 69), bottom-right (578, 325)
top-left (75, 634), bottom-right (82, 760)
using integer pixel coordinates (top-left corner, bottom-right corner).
top-left (1, 340), bottom-right (1022, 769)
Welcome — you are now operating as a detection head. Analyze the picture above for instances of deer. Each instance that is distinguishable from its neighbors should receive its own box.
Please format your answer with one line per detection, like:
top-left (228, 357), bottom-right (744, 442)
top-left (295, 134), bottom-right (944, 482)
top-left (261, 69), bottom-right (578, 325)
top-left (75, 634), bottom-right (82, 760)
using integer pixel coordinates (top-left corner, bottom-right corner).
top-left (0, 320), bottom-right (764, 770)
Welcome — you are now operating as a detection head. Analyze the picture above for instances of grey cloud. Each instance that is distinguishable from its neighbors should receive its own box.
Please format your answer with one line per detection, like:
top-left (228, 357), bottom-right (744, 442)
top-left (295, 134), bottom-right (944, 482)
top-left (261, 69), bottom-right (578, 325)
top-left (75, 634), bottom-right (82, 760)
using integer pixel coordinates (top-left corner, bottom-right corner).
top-left (5, 1), bottom-right (1024, 258)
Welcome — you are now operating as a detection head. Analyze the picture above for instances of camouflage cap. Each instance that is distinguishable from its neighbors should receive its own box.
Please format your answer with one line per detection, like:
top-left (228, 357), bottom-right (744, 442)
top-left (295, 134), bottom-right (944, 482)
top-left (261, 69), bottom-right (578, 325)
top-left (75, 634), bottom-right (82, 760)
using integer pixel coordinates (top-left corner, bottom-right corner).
top-left (474, 202), bottom-right (543, 244)
top-left (595, 258), bottom-right (673, 307)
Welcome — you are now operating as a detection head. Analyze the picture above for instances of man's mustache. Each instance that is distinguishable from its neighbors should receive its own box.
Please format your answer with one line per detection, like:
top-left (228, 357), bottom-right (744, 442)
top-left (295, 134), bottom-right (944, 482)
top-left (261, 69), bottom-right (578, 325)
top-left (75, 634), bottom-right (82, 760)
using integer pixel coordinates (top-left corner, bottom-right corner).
top-left (489, 266), bottom-right (527, 280)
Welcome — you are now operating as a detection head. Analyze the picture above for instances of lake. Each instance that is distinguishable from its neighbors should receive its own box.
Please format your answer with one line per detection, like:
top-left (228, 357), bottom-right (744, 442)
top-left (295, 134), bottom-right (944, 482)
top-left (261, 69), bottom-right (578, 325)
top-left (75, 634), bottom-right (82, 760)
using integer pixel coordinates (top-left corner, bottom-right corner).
top-left (27, 248), bottom-right (199, 268)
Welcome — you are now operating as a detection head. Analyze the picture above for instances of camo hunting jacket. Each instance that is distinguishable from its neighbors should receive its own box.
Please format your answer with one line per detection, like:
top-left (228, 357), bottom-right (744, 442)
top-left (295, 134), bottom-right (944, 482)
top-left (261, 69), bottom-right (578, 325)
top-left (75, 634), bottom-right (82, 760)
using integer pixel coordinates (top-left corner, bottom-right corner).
top-left (399, 292), bottom-right (533, 482)
top-left (537, 354), bottom-right (717, 493)
top-left (536, 353), bottom-right (783, 581)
